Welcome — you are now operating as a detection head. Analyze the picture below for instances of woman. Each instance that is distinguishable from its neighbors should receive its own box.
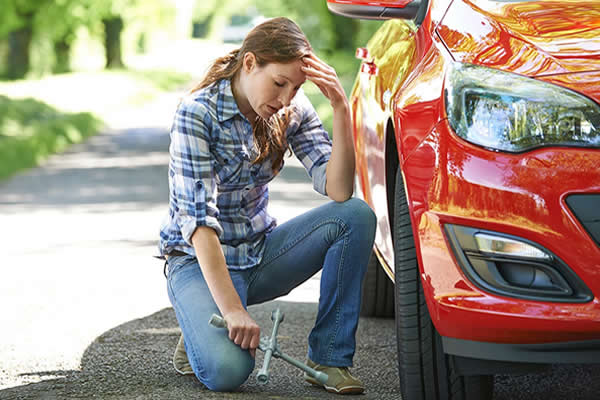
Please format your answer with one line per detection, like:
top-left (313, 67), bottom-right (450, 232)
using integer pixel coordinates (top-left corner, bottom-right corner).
top-left (158, 17), bottom-right (376, 394)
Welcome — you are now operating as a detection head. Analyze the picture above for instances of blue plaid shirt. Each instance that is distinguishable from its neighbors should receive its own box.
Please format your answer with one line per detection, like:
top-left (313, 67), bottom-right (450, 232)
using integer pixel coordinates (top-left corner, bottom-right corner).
top-left (158, 79), bottom-right (331, 270)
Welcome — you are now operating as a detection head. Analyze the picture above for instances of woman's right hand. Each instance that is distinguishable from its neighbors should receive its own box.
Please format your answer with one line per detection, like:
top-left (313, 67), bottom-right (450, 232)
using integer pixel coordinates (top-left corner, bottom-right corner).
top-left (223, 309), bottom-right (261, 358)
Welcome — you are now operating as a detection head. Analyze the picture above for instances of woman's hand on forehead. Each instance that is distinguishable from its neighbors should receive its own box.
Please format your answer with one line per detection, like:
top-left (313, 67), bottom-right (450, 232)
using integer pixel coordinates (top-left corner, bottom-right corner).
top-left (301, 53), bottom-right (348, 109)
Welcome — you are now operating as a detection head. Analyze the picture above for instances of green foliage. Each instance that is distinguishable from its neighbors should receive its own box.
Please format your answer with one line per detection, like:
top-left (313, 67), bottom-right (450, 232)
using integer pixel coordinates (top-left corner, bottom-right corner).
top-left (0, 0), bottom-right (45, 38)
top-left (0, 65), bottom-right (191, 180)
top-left (252, 0), bottom-right (381, 53)
top-left (0, 95), bottom-right (101, 180)
top-left (0, 0), bottom-right (179, 78)
top-left (192, 0), bottom-right (223, 21)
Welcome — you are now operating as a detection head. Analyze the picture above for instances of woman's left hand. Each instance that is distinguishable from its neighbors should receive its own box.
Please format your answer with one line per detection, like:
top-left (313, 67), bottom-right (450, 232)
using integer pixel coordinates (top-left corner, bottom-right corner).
top-left (301, 54), bottom-right (349, 110)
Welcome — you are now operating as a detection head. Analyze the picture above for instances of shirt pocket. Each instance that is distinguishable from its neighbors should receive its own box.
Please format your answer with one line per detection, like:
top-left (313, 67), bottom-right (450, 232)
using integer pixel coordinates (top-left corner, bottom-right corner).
top-left (250, 156), bottom-right (280, 186)
top-left (212, 147), bottom-right (252, 191)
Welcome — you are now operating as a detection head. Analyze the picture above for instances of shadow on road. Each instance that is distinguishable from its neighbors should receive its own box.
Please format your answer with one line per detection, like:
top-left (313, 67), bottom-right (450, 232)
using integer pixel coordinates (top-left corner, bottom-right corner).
top-left (0, 126), bottom-right (325, 214)
top-left (0, 301), bottom-right (400, 400)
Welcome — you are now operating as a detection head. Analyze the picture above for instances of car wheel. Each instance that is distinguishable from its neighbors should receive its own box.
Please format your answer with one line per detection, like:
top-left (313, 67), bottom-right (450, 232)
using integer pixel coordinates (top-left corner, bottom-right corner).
top-left (393, 166), bottom-right (494, 400)
top-left (360, 251), bottom-right (395, 317)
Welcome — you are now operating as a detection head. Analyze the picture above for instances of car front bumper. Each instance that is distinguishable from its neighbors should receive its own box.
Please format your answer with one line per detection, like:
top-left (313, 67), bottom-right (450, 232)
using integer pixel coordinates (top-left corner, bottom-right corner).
top-left (402, 117), bottom-right (600, 346)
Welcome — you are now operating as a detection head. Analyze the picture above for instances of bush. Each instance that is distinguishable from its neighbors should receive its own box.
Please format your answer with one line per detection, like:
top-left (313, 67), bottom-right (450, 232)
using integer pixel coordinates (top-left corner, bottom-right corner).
top-left (0, 95), bottom-right (101, 180)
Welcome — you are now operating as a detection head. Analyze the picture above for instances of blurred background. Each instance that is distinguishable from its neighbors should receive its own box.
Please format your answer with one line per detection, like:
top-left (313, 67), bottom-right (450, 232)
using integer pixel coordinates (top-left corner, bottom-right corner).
top-left (0, 2), bottom-right (387, 394)
top-left (0, 0), bottom-right (382, 180)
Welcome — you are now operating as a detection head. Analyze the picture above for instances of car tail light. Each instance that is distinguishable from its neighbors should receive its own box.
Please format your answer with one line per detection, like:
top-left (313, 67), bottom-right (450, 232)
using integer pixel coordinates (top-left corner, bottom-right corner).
top-left (444, 224), bottom-right (593, 302)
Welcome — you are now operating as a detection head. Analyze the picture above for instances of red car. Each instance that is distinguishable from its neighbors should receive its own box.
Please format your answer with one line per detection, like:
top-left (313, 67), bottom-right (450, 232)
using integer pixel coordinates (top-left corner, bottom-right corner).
top-left (327, 0), bottom-right (600, 399)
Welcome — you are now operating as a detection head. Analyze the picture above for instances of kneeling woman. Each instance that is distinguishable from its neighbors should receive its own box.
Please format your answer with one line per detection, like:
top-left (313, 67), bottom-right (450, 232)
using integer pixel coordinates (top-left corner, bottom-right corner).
top-left (158, 17), bottom-right (376, 395)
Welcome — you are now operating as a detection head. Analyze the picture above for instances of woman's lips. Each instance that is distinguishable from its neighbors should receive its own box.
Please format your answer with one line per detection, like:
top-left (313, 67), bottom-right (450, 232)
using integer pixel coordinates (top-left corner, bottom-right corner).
top-left (266, 105), bottom-right (278, 114)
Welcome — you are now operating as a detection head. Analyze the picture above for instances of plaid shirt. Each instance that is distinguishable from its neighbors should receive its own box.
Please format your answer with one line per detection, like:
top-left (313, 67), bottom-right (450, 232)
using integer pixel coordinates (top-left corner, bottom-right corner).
top-left (158, 79), bottom-right (331, 270)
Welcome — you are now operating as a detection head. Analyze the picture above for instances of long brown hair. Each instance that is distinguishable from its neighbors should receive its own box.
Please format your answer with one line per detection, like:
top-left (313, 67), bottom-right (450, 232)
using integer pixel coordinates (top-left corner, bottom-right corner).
top-left (190, 17), bottom-right (312, 171)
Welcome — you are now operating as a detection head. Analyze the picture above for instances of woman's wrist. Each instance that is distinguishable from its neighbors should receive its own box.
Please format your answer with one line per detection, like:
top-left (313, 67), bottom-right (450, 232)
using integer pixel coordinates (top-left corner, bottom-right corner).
top-left (331, 97), bottom-right (350, 113)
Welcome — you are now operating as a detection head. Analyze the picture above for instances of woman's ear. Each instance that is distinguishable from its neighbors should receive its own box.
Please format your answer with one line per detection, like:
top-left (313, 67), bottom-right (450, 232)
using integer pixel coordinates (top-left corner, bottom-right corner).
top-left (242, 52), bottom-right (256, 73)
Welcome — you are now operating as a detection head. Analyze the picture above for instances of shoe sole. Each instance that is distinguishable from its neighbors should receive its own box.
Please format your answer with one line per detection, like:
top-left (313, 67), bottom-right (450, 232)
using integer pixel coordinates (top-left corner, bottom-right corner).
top-left (306, 378), bottom-right (365, 395)
top-left (172, 361), bottom-right (195, 376)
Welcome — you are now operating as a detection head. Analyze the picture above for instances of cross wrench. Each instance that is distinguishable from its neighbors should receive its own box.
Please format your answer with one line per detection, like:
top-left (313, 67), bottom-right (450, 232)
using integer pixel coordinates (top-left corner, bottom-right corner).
top-left (208, 308), bottom-right (328, 385)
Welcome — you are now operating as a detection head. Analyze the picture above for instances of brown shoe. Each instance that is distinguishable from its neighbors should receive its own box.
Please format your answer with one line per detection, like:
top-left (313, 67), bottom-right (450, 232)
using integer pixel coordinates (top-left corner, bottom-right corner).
top-left (305, 359), bottom-right (365, 395)
top-left (172, 334), bottom-right (194, 375)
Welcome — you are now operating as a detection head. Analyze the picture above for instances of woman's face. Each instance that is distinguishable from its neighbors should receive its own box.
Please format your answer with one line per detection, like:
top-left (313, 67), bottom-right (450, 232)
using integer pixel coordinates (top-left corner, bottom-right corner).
top-left (240, 54), bottom-right (306, 120)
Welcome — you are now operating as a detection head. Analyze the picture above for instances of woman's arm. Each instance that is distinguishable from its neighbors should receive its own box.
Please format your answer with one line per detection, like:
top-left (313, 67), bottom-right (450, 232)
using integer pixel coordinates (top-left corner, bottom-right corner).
top-left (170, 99), bottom-right (259, 356)
top-left (191, 225), bottom-right (260, 356)
top-left (302, 55), bottom-right (355, 202)
top-left (326, 101), bottom-right (355, 201)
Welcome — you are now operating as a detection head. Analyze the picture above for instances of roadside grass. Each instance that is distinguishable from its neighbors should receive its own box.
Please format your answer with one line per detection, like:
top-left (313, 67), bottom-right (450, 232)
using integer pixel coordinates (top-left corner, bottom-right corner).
top-left (0, 68), bottom-right (192, 181)
top-left (0, 96), bottom-right (102, 180)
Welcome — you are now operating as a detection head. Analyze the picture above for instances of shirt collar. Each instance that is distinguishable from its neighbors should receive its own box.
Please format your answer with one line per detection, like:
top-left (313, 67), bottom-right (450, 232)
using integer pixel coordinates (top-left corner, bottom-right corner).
top-left (216, 79), bottom-right (243, 123)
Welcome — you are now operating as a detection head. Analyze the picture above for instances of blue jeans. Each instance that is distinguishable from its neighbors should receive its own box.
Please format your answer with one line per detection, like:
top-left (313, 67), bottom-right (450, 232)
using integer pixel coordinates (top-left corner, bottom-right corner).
top-left (165, 198), bottom-right (376, 391)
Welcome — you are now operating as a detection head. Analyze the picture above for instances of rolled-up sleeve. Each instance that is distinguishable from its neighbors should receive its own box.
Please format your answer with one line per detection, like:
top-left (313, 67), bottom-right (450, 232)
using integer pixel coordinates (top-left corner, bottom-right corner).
top-left (287, 91), bottom-right (332, 196)
top-left (169, 98), bottom-right (223, 244)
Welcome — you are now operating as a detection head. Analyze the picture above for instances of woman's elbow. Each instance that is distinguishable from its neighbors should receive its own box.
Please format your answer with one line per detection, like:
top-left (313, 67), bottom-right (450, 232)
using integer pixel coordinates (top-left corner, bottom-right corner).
top-left (327, 188), bottom-right (354, 203)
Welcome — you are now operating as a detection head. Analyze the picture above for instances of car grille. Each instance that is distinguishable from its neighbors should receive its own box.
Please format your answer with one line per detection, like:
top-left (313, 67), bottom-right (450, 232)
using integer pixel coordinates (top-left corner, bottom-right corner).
top-left (565, 194), bottom-right (600, 247)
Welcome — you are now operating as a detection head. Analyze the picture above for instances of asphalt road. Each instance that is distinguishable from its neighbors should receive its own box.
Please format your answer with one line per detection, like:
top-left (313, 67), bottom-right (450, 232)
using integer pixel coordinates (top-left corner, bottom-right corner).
top-left (1, 74), bottom-right (599, 400)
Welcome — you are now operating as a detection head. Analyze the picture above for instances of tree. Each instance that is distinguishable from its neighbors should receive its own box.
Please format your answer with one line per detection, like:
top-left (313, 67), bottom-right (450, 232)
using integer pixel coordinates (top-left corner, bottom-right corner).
top-left (36, 0), bottom-right (94, 73)
top-left (91, 0), bottom-right (175, 69)
top-left (1, 0), bottom-right (96, 77)
top-left (0, 0), bottom-right (51, 79)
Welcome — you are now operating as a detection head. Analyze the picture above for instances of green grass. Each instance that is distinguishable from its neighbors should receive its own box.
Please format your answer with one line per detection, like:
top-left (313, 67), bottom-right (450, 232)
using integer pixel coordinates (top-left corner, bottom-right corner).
top-left (0, 96), bottom-right (102, 180)
top-left (0, 68), bottom-right (193, 181)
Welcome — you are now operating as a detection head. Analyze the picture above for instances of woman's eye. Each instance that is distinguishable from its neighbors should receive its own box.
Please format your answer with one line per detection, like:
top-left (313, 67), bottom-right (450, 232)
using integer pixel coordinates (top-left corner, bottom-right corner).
top-left (274, 81), bottom-right (285, 87)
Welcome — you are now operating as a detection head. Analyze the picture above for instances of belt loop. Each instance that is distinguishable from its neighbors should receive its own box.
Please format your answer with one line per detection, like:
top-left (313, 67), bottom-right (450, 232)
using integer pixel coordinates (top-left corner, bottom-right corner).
top-left (163, 259), bottom-right (169, 279)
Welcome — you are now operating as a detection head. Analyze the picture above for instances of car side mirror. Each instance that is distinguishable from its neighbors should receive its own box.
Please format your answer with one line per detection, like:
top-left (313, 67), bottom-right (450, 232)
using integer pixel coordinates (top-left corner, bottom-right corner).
top-left (327, 0), bottom-right (423, 20)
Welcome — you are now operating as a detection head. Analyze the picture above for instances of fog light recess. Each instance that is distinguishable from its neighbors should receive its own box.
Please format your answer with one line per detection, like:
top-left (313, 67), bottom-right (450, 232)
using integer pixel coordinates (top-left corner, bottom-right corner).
top-left (444, 225), bottom-right (592, 302)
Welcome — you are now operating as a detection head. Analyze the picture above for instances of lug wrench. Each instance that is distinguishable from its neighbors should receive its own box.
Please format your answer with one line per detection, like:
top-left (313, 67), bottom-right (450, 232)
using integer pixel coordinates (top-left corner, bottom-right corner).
top-left (209, 308), bottom-right (328, 385)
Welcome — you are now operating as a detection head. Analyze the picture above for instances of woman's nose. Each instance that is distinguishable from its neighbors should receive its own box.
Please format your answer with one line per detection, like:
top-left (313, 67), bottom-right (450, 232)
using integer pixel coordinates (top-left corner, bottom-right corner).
top-left (279, 90), bottom-right (294, 107)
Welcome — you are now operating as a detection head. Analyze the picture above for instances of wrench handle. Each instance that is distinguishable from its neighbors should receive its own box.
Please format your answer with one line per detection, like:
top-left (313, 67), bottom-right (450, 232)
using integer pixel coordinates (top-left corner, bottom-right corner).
top-left (275, 350), bottom-right (329, 386)
top-left (256, 348), bottom-right (274, 384)
top-left (208, 314), bottom-right (227, 329)
top-left (256, 308), bottom-right (283, 384)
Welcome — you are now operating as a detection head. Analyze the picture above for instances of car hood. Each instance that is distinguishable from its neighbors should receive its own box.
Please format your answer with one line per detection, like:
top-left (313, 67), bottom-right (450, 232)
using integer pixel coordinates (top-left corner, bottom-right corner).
top-left (436, 0), bottom-right (600, 77)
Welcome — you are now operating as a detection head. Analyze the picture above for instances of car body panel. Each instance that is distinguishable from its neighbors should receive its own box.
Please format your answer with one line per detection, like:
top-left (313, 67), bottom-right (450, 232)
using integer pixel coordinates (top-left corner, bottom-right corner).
top-left (343, 0), bottom-right (600, 348)
top-left (437, 0), bottom-right (600, 77)
top-left (328, 0), bottom-right (415, 7)
top-left (352, 20), bottom-right (414, 271)
top-left (538, 70), bottom-right (600, 105)
top-left (404, 117), bottom-right (600, 342)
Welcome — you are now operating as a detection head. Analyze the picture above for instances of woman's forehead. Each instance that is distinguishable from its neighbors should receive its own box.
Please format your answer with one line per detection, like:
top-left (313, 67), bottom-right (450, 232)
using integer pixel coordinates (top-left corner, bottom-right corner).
top-left (267, 61), bottom-right (306, 86)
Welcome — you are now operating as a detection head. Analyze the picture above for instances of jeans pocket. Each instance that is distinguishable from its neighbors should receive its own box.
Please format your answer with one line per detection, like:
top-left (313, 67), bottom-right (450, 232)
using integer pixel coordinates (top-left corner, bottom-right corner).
top-left (167, 254), bottom-right (196, 278)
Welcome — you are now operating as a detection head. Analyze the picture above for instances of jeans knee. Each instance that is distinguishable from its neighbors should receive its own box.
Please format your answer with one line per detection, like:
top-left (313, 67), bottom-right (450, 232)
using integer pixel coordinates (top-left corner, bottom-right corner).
top-left (202, 353), bottom-right (254, 392)
top-left (343, 198), bottom-right (376, 233)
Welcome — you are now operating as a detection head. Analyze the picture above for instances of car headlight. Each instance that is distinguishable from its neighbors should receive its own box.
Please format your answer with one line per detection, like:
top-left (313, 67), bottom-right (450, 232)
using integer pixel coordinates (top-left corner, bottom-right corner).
top-left (445, 63), bottom-right (600, 152)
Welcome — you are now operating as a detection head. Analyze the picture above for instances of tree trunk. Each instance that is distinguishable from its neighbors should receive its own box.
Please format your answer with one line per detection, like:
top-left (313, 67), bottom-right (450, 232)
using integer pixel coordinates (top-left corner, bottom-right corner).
top-left (102, 16), bottom-right (124, 69)
top-left (53, 36), bottom-right (71, 74)
top-left (7, 24), bottom-right (33, 80)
